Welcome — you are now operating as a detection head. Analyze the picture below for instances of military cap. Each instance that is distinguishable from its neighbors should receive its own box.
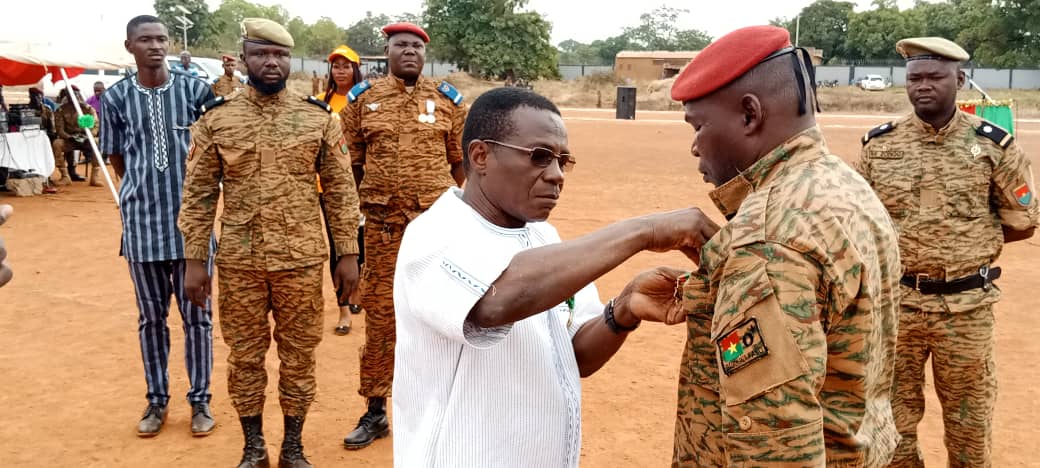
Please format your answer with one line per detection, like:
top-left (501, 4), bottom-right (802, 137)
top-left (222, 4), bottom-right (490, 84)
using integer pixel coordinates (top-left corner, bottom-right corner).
top-left (383, 22), bottom-right (430, 43)
top-left (896, 37), bottom-right (969, 62)
top-left (221, 54), bottom-right (236, 63)
top-left (671, 25), bottom-right (791, 102)
top-left (241, 17), bottom-right (294, 48)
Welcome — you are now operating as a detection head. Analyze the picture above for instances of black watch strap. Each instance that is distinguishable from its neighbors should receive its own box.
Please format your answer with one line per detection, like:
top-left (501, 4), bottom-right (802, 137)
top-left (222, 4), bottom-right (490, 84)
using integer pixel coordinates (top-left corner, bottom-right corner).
top-left (604, 298), bottom-right (639, 334)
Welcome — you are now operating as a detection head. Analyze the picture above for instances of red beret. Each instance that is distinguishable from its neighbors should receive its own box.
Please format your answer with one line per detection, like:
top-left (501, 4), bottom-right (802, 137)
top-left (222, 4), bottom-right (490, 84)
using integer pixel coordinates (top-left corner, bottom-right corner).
top-left (671, 25), bottom-right (792, 102)
top-left (221, 54), bottom-right (236, 63)
top-left (382, 22), bottom-right (430, 43)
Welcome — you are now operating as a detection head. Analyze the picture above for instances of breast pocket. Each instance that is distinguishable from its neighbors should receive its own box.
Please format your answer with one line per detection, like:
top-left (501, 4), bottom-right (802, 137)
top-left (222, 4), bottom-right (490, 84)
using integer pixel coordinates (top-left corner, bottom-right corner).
top-left (943, 174), bottom-right (991, 219)
top-left (216, 138), bottom-right (257, 179)
top-left (874, 176), bottom-right (914, 219)
top-left (283, 133), bottom-right (321, 175)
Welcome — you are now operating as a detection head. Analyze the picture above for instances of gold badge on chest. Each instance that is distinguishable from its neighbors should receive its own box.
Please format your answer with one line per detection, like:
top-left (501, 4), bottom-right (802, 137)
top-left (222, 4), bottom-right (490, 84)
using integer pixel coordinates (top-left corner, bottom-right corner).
top-left (970, 143), bottom-right (981, 158)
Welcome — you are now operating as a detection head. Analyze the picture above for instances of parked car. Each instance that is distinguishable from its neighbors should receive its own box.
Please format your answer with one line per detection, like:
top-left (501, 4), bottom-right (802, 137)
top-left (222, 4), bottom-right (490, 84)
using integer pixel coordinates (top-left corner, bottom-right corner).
top-left (167, 56), bottom-right (246, 84)
top-left (860, 74), bottom-right (891, 91)
top-left (42, 67), bottom-right (131, 98)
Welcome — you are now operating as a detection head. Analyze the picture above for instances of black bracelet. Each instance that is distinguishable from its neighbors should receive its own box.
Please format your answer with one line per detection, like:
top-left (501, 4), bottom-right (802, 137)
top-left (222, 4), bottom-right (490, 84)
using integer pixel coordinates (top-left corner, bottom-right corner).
top-left (604, 298), bottom-right (640, 334)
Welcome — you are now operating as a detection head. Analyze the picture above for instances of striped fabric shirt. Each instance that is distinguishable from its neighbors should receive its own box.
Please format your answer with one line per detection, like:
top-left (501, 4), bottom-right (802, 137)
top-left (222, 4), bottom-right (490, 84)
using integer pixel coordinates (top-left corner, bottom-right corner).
top-left (393, 188), bottom-right (602, 468)
top-left (100, 71), bottom-right (213, 262)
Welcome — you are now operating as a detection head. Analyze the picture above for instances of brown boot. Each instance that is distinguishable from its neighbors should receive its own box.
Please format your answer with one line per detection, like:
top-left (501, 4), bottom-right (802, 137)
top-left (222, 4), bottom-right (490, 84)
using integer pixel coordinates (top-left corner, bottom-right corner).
top-left (56, 167), bottom-right (72, 186)
top-left (89, 163), bottom-right (103, 187)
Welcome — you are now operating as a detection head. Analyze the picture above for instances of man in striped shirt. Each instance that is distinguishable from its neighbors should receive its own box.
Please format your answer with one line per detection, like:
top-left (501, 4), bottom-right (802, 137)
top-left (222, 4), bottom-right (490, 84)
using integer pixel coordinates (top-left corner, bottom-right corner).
top-left (100, 15), bottom-right (216, 438)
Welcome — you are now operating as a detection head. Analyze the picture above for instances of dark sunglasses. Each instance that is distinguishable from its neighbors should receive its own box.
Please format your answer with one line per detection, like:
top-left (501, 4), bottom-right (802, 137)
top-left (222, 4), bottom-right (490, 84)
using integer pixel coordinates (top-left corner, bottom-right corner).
top-left (483, 140), bottom-right (575, 172)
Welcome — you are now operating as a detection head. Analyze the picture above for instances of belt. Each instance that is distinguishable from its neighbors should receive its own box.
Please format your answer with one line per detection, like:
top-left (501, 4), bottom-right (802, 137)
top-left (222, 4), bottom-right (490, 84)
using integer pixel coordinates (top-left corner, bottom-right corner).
top-left (900, 266), bottom-right (1001, 295)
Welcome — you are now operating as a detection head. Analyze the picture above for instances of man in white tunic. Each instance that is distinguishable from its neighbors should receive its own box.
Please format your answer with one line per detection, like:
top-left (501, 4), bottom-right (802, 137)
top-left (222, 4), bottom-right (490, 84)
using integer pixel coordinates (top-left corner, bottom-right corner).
top-left (393, 87), bottom-right (720, 467)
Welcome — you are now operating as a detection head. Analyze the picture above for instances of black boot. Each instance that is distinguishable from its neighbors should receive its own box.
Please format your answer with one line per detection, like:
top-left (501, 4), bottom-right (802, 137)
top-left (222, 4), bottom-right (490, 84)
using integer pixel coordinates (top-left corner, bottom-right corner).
top-left (343, 397), bottom-right (389, 450)
top-left (237, 415), bottom-right (270, 468)
top-left (279, 415), bottom-right (313, 468)
top-left (66, 153), bottom-right (84, 181)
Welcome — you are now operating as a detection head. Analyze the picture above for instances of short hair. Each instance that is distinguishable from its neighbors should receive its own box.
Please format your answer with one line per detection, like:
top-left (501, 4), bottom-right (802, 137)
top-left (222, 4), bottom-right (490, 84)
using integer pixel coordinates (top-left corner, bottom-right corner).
top-left (461, 87), bottom-right (561, 170)
top-left (126, 15), bottom-right (164, 39)
top-left (94, 81), bottom-right (105, 87)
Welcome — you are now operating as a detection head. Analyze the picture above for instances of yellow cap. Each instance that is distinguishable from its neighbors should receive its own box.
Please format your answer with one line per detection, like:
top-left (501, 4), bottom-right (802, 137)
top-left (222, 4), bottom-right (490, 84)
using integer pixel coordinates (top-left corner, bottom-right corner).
top-left (896, 37), bottom-right (969, 62)
top-left (241, 18), bottom-right (294, 48)
top-left (328, 45), bottom-right (361, 65)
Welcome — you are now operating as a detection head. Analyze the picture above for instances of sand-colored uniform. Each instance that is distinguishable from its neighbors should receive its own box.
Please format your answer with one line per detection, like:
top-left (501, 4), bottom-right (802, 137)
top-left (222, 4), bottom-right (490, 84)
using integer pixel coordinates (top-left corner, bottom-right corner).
top-left (178, 87), bottom-right (361, 417)
top-left (340, 74), bottom-right (466, 398)
top-left (211, 74), bottom-right (242, 98)
top-left (856, 111), bottom-right (1039, 467)
top-left (673, 127), bottom-right (901, 467)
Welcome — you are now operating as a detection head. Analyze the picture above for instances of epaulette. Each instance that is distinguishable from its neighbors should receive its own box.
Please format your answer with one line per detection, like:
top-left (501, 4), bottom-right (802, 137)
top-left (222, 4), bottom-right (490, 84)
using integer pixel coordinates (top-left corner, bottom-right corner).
top-left (437, 81), bottom-right (464, 106)
top-left (347, 80), bottom-right (371, 103)
top-left (861, 121), bottom-right (896, 145)
top-left (200, 96), bottom-right (227, 114)
top-left (975, 121), bottom-right (1014, 149)
top-left (304, 95), bottom-right (332, 113)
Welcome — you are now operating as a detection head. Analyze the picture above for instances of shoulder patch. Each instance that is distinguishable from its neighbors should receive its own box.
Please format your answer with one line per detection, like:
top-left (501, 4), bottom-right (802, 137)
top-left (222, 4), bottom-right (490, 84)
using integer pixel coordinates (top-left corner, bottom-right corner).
top-left (199, 96), bottom-right (226, 114)
top-left (347, 80), bottom-right (371, 103)
top-left (975, 121), bottom-right (1014, 149)
top-left (438, 81), bottom-right (464, 106)
top-left (305, 96), bottom-right (332, 113)
top-left (716, 318), bottom-right (769, 375)
top-left (861, 121), bottom-right (896, 145)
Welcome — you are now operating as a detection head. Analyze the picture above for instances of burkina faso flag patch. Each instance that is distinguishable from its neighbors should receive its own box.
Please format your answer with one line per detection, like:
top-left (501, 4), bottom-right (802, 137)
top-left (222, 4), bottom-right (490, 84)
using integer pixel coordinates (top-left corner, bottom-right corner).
top-left (717, 318), bottom-right (769, 375)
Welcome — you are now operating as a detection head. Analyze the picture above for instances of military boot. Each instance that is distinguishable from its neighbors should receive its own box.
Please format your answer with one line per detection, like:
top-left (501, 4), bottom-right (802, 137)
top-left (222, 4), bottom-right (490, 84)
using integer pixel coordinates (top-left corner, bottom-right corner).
top-left (237, 415), bottom-right (270, 468)
top-left (88, 162), bottom-right (103, 187)
top-left (56, 167), bottom-right (72, 186)
top-left (343, 397), bottom-right (389, 450)
top-left (279, 415), bottom-right (313, 468)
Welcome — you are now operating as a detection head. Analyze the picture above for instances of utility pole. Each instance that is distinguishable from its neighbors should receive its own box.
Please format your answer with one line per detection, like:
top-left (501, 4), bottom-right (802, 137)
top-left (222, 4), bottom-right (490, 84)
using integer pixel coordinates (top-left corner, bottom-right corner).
top-left (174, 5), bottom-right (193, 50)
top-left (795, 15), bottom-right (801, 47)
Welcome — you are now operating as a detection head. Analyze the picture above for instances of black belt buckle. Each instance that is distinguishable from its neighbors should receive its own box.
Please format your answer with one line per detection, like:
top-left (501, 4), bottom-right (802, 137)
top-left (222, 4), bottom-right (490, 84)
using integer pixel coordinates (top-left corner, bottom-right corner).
top-left (979, 265), bottom-right (991, 291)
top-left (914, 273), bottom-right (929, 291)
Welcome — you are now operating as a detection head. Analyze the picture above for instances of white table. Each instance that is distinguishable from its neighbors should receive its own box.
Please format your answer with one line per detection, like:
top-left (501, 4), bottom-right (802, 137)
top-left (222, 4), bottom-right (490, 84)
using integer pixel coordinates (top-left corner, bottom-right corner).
top-left (0, 130), bottom-right (55, 177)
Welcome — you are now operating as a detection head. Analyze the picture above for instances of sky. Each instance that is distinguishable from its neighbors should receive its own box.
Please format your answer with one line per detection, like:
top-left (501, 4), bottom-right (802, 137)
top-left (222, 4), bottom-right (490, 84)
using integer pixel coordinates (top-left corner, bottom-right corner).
top-left (2, 0), bottom-right (919, 50)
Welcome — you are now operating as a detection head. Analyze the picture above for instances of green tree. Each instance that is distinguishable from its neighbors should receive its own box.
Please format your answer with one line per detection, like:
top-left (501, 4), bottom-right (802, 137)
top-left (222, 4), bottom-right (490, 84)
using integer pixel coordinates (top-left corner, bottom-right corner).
top-left (967, 0), bottom-right (1040, 67)
top-left (590, 34), bottom-right (634, 64)
top-left (308, 17), bottom-right (346, 57)
top-left (344, 11), bottom-right (393, 56)
top-left (203, 0), bottom-right (290, 51)
top-left (557, 40), bottom-right (604, 65)
top-left (423, 0), bottom-right (558, 79)
top-left (771, 0), bottom-right (855, 64)
top-left (153, 0), bottom-right (209, 48)
top-left (844, 2), bottom-right (923, 61)
top-left (623, 6), bottom-right (710, 51)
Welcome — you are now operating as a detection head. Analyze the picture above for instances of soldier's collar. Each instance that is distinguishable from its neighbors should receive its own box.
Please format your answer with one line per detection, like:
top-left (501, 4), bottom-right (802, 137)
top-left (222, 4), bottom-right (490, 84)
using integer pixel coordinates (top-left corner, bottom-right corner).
top-left (911, 110), bottom-right (965, 142)
top-left (390, 73), bottom-right (428, 91)
top-left (707, 126), bottom-right (827, 219)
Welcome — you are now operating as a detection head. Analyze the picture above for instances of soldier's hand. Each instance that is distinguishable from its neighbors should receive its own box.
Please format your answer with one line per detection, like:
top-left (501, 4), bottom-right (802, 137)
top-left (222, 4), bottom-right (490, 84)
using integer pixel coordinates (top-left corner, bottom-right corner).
top-left (616, 266), bottom-right (688, 325)
top-left (641, 207), bottom-right (719, 263)
top-left (0, 205), bottom-right (13, 288)
top-left (333, 255), bottom-right (360, 304)
top-left (184, 259), bottom-right (211, 308)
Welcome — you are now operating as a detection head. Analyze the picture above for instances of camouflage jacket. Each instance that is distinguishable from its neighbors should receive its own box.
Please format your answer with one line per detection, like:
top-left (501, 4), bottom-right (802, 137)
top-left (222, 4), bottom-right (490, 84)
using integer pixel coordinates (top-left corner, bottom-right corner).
top-left (674, 127), bottom-right (901, 467)
top-left (339, 74), bottom-right (466, 222)
top-left (55, 101), bottom-right (98, 141)
top-left (178, 87), bottom-right (361, 271)
top-left (857, 111), bottom-right (1039, 313)
top-left (211, 75), bottom-right (242, 98)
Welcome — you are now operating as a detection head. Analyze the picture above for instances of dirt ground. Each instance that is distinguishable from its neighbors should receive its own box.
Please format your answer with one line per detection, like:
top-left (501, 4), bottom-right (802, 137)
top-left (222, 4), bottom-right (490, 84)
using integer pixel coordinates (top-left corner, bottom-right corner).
top-left (1, 110), bottom-right (1038, 467)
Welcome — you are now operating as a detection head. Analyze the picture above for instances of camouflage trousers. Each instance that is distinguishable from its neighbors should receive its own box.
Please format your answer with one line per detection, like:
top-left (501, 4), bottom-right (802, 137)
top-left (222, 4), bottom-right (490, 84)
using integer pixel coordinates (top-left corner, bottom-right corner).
top-left (890, 305), bottom-right (996, 468)
top-left (357, 219), bottom-right (405, 398)
top-left (218, 264), bottom-right (324, 417)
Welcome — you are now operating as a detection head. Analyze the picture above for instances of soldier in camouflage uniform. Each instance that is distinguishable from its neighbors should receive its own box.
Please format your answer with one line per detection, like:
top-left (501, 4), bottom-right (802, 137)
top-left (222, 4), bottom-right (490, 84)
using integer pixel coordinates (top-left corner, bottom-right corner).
top-left (655, 26), bottom-right (902, 466)
top-left (857, 38), bottom-right (1039, 468)
top-left (339, 21), bottom-right (467, 450)
top-left (211, 55), bottom-right (243, 97)
top-left (178, 18), bottom-right (361, 468)
top-left (53, 87), bottom-right (98, 184)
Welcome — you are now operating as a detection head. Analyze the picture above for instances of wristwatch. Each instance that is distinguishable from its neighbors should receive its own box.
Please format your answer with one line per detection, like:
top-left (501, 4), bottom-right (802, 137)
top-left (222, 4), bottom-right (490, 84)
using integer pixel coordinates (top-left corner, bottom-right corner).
top-left (604, 298), bottom-right (640, 334)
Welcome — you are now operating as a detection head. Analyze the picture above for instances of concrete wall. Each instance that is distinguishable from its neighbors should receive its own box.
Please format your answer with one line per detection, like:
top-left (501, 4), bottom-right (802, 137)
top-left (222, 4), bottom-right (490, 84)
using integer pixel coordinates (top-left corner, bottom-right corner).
top-left (1011, 69), bottom-right (1040, 90)
top-left (559, 65), bottom-right (613, 80)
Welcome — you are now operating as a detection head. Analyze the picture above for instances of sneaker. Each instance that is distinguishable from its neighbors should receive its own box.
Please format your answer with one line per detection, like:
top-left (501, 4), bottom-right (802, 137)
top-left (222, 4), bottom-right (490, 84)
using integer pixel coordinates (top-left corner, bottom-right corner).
top-left (137, 404), bottom-right (168, 437)
top-left (191, 402), bottom-right (215, 437)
